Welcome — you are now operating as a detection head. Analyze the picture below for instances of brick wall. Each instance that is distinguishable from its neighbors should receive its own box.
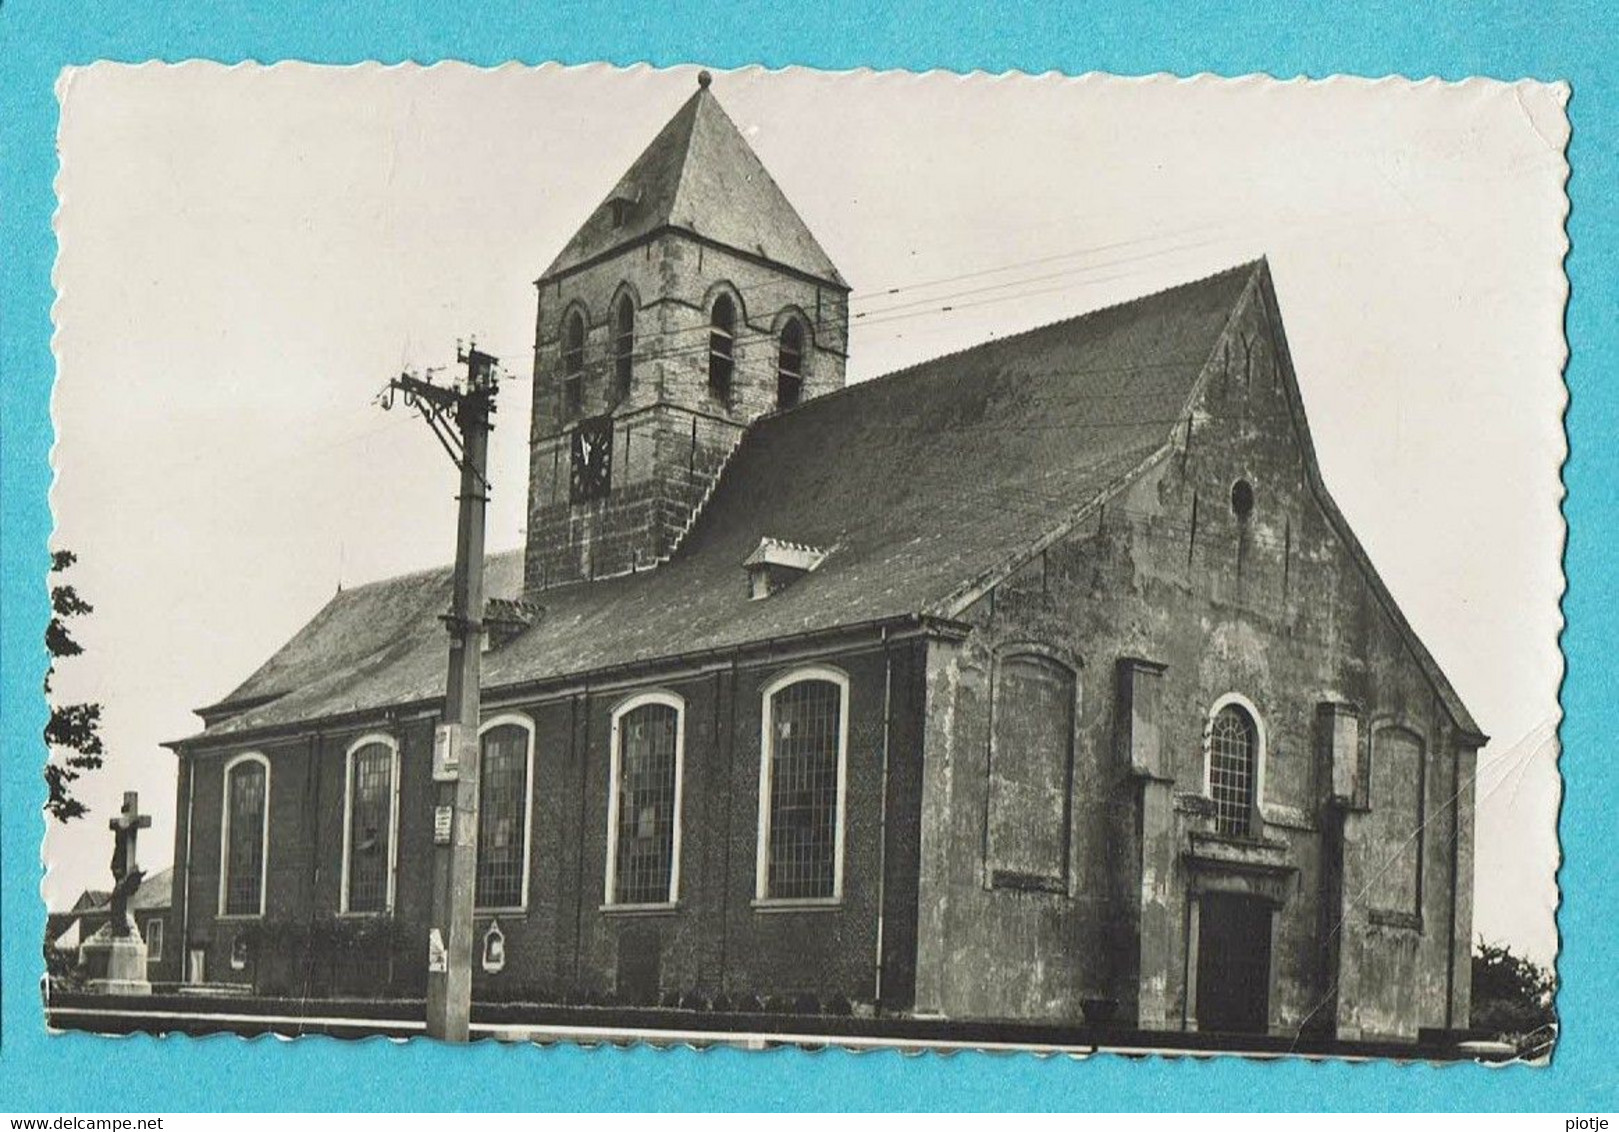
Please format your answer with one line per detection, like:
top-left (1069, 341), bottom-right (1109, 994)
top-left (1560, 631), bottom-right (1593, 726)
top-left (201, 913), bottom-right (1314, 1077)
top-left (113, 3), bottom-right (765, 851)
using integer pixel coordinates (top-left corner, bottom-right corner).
top-left (173, 635), bottom-right (926, 1013)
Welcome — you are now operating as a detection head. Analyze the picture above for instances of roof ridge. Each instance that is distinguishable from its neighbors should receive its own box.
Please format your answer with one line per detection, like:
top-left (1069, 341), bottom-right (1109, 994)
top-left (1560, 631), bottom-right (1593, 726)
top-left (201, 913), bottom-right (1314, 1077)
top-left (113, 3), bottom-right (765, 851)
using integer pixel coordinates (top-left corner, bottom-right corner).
top-left (539, 89), bottom-right (705, 281)
top-left (331, 545), bottom-right (525, 596)
top-left (635, 86), bottom-right (705, 209)
top-left (672, 90), bottom-right (846, 287)
top-left (759, 259), bottom-right (1265, 424)
top-left (753, 535), bottom-right (826, 552)
top-left (663, 87), bottom-right (722, 228)
top-left (862, 258), bottom-right (1266, 383)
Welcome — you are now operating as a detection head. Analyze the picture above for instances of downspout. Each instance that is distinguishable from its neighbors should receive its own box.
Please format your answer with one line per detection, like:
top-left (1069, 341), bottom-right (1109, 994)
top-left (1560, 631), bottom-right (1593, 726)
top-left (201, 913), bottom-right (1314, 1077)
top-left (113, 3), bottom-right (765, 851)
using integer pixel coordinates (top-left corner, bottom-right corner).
top-left (307, 733), bottom-right (321, 908)
top-left (873, 627), bottom-right (893, 1012)
top-left (308, 730), bottom-right (325, 996)
top-left (716, 659), bottom-right (736, 984)
top-left (180, 754), bottom-right (196, 981)
top-left (1445, 738), bottom-right (1461, 1030)
top-left (571, 689), bottom-right (589, 987)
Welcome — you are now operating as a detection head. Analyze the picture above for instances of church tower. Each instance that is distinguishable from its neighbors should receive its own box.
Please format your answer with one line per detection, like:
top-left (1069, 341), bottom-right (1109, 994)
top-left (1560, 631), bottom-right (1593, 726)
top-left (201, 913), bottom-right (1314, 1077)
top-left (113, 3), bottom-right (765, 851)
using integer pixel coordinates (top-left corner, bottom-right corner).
top-left (524, 72), bottom-right (850, 591)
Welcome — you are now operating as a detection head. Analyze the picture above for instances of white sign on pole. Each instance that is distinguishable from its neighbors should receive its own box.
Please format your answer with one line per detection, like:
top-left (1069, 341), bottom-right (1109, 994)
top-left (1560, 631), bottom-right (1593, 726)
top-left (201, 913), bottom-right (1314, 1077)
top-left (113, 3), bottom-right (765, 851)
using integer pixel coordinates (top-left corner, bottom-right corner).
top-left (432, 723), bottom-right (459, 782)
top-left (433, 805), bottom-right (453, 845)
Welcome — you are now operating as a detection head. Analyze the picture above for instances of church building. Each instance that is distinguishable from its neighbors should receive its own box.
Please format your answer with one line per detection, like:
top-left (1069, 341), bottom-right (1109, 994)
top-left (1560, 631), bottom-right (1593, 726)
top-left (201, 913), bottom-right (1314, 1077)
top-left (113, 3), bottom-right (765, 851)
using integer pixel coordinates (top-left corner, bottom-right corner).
top-left (163, 73), bottom-right (1482, 1043)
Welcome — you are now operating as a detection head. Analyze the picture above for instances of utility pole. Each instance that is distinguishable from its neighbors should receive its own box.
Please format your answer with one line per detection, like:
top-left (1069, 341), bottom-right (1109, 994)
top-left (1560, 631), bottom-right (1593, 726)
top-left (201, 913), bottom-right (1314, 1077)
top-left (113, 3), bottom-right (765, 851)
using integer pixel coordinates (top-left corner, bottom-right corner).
top-left (380, 341), bottom-right (498, 1042)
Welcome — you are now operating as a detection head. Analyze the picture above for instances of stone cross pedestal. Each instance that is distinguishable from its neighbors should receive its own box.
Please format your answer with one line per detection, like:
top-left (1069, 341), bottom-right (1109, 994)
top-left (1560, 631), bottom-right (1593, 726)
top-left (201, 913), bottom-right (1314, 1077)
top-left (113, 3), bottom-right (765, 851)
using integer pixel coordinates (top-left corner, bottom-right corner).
top-left (79, 791), bottom-right (154, 995)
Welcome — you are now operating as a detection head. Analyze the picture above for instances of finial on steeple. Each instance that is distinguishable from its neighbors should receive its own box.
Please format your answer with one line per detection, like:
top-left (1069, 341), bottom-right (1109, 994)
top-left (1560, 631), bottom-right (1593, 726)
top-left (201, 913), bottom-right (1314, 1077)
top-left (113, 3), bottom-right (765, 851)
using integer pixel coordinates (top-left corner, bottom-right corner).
top-left (697, 69), bottom-right (712, 90)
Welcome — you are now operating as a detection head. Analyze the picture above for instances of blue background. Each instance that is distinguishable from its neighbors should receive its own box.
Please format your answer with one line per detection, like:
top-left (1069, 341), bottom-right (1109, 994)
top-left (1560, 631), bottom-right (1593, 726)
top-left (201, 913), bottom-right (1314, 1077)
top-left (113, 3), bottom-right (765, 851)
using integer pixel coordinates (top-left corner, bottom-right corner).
top-left (0, 0), bottom-right (1610, 1111)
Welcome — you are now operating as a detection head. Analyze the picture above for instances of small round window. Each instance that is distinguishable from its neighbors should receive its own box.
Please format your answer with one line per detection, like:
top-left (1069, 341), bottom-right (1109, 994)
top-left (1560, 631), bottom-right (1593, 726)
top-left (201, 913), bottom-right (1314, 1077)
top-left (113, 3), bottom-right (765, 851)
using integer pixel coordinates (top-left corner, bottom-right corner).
top-left (1230, 479), bottom-right (1255, 521)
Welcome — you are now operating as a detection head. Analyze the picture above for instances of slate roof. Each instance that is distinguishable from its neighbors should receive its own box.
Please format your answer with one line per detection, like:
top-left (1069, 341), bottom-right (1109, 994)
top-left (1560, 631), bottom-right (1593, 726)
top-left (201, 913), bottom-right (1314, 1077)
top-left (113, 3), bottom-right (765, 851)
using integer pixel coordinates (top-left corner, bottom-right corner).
top-left (63, 867), bottom-right (173, 915)
top-left (540, 80), bottom-right (847, 289)
top-left (69, 889), bottom-right (111, 914)
top-left (191, 263), bottom-right (1263, 741)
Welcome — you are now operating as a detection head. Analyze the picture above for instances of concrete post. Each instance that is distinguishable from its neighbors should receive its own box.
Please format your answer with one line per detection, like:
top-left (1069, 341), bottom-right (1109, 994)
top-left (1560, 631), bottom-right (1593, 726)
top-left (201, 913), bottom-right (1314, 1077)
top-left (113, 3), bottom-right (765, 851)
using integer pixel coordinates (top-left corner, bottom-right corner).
top-left (407, 347), bottom-right (497, 1043)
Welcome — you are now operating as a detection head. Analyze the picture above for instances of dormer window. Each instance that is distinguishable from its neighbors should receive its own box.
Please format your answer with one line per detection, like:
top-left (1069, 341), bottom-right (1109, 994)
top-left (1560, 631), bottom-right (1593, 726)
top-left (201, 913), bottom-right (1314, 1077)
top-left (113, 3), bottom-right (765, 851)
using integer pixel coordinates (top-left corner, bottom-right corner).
top-left (606, 185), bottom-right (640, 229)
top-left (709, 294), bottom-right (736, 403)
top-left (483, 597), bottom-right (541, 651)
top-left (744, 537), bottom-right (829, 599)
top-left (777, 317), bottom-right (805, 409)
top-left (614, 294), bottom-right (635, 401)
top-left (562, 310), bottom-right (585, 417)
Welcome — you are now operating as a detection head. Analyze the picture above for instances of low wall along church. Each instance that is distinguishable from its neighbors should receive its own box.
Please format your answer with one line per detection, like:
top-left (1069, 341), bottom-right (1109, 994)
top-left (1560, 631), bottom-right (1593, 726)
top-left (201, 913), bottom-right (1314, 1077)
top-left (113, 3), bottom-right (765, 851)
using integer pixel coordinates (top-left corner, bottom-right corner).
top-left (162, 72), bottom-right (1481, 1043)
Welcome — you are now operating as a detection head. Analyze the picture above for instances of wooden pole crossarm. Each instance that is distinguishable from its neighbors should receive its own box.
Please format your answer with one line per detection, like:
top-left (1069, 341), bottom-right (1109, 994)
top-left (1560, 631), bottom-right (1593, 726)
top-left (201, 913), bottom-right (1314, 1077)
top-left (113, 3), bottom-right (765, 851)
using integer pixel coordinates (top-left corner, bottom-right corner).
top-left (391, 373), bottom-right (461, 410)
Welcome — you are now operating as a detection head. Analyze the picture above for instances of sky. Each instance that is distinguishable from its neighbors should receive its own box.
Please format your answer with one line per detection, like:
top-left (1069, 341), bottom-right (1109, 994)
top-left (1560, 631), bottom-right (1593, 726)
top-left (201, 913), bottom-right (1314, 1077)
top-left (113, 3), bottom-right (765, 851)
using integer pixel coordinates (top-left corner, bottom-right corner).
top-left (47, 64), bottom-right (1568, 964)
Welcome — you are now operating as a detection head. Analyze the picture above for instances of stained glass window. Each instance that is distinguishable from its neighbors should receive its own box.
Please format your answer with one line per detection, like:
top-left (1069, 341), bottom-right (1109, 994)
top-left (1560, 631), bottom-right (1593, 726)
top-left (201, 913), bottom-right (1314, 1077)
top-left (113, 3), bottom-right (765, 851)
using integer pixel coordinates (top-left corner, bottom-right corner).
top-left (1210, 705), bottom-right (1258, 837)
top-left (611, 701), bottom-right (681, 905)
top-left (344, 741), bottom-right (394, 913)
top-left (476, 724), bottom-right (530, 909)
top-left (223, 758), bottom-right (267, 916)
top-left (763, 677), bottom-right (843, 900)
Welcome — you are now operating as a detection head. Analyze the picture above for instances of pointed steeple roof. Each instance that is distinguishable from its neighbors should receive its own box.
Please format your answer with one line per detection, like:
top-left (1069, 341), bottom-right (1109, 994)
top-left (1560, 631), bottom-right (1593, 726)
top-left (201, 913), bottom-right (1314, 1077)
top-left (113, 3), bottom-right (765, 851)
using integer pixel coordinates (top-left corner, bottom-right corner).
top-left (540, 73), bottom-right (848, 289)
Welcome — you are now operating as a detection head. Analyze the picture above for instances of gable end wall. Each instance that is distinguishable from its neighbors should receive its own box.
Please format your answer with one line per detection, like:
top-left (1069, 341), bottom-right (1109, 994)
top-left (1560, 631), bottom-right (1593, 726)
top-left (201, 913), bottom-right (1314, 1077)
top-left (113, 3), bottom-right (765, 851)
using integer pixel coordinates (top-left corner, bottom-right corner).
top-left (914, 279), bottom-right (1477, 1039)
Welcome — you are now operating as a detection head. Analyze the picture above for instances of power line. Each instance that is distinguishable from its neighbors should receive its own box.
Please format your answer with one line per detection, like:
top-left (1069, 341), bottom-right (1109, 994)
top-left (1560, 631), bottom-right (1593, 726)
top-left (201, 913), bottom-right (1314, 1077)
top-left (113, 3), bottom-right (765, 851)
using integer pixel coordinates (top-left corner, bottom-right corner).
top-left (844, 217), bottom-right (1265, 304)
top-left (459, 192), bottom-right (1438, 384)
top-left (518, 259), bottom-right (1215, 383)
top-left (524, 220), bottom-right (1266, 365)
top-left (849, 237), bottom-right (1237, 320)
top-left (587, 211), bottom-right (1257, 311)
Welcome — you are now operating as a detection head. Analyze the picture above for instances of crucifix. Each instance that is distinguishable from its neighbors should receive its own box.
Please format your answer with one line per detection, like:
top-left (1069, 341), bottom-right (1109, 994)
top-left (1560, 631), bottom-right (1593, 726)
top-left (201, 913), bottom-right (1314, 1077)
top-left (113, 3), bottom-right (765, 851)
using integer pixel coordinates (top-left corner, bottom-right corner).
top-left (107, 791), bottom-right (151, 938)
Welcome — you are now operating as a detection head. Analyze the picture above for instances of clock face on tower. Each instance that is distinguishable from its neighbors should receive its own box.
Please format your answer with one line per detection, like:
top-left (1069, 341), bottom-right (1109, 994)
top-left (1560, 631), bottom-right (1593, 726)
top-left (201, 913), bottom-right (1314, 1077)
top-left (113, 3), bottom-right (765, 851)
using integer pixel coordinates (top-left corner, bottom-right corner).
top-left (569, 414), bottom-right (614, 503)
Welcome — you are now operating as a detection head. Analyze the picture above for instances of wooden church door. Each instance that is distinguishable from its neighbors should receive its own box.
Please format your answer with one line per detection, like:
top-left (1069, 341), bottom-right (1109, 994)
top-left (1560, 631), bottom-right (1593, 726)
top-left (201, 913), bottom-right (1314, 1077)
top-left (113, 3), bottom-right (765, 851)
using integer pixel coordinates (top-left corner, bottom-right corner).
top-left (1195, 893), bottom-right (1272, 1034)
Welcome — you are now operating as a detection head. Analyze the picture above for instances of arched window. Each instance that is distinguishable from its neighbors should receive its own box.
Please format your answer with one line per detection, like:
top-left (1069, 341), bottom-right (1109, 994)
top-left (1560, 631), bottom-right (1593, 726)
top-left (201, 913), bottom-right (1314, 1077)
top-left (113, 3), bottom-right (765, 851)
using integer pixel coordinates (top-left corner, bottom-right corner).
top-left (708, 294), bottom-right (736, 402)
top-left (220, 754), bottom-right (269, 917)
top-left (777, 317), bottom-right (805, 409)
top-left (476, 717), bottom-right (534, 910)
top-left (562, 310), bottom-right (585, 417)
top-left (613, 294), bottom-right (635, 400)
top-left (342, 735), bottom-right (398, 914)
top-left (606, 693), bottom-right (685, 906)
top-left (1208, 702), bottom-right (1260, 837)
top-left (756, 667), bottom-right (849, 902)
top-left (986, 651), bottom-right (1077, 890)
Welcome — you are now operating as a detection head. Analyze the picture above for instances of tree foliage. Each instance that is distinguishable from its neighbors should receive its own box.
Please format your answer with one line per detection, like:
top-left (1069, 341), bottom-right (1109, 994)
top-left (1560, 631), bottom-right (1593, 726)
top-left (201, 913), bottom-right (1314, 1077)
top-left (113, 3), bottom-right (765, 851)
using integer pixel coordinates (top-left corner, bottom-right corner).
top-left (1472, 937), bottom-right (1556, 1056)
top-left (45, 549), bottom-right (105, 821)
